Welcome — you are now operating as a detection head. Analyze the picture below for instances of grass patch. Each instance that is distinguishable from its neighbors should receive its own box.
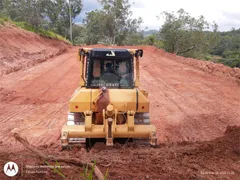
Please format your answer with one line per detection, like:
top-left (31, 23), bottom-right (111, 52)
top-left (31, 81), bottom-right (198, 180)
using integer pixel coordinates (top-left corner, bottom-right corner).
top-left (203, 54), bottom-right (223, 62)
top-left (203, 54), bottom-right (212, 61)
top-left (38, 29), bottom-right (70, 43)
top-left (44, 160), bottom-right (109, 180)
top-left (0, 17), bottom-right (9, 25)
top-left (0, 19), bottom-right (4, 25)
top-left (12, 21), bottom-right (71, 44)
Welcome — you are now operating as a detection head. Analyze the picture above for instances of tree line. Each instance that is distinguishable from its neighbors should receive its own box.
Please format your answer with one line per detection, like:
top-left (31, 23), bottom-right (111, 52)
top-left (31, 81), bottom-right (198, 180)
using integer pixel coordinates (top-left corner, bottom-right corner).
top-left (0, 0), bottom-right (82, 39)
top-left (0, 0), bottom-right (239, 68)
top-left (211, 29), bottom-right (240, 67)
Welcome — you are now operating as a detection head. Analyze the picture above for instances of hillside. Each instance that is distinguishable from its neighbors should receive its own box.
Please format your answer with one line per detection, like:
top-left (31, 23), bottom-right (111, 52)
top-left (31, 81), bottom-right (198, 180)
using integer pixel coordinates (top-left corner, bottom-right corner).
top-left (0, 23), bottom-right (70, 76)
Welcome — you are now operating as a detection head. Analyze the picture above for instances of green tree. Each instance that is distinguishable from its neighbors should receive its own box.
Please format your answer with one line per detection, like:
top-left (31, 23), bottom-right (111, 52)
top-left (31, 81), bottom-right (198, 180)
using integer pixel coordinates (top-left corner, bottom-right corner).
top-left (121, 17), bottom-right (143, 45)
top-left (0, 0), bottom-right (15, 17)
top-left (41, 0), bottom-right (83, 38)
top-left (144, 34), bottom-right (157, 46)
top-left (158, 9), bottom-right (218, 58)
top-left (84, 0), bottom-right (143, 45)
top-left (0, 0), bottom-right (4, 13)
top-left (0, 0), bottom-right (45, 28)
top-left (84, 10), bottom-right (106, 45)
top-left (212, 28), bottom-right (240, 67)
top-left (98, 0), bottom-right (133, 45)
top-left (72, 24), bottom-right (86, 45)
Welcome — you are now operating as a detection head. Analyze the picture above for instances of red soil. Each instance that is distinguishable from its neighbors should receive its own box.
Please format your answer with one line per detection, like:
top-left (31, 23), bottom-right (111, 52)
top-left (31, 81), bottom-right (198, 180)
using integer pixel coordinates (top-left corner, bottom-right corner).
top-left (0, 23), bottom-right (70, 76)
top-left (0, 25), bottom-right (239, 179)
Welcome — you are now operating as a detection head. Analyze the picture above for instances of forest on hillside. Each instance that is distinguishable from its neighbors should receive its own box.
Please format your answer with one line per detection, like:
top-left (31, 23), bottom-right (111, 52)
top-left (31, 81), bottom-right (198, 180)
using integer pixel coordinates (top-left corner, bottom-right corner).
top-left (0, 0), bottom-right (239, 68)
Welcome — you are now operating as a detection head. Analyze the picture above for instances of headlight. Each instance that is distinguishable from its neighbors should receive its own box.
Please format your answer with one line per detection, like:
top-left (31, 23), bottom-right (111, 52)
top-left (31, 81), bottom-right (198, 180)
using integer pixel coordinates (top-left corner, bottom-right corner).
top-left (67, 113), bottom-right (75, 125)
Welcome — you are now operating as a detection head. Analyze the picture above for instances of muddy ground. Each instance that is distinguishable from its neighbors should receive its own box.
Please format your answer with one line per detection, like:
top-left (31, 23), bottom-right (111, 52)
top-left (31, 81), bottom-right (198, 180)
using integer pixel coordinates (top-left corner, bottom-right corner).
top-left (0, 24), bottom-right (239, 179)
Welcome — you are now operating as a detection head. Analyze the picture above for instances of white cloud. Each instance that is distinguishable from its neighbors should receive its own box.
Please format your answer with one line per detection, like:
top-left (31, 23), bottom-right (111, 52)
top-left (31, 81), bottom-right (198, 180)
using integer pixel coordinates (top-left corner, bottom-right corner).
top-left (129, 0), bottom-right (240, 31)
top-left (77, 0), bottom-right (240, 31)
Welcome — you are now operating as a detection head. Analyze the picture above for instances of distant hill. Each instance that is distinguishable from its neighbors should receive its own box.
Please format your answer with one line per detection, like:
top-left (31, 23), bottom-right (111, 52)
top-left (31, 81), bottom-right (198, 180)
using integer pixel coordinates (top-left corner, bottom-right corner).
top-left (143, 29), bottom-right (158, 37)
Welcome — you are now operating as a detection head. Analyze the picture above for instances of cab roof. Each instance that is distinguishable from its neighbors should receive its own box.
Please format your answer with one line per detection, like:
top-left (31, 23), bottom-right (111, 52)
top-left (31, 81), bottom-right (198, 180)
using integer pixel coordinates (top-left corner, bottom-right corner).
top-left (90, 48), bottom-right (132, 58)
top-left (79, 48), bottom-right (143, 58)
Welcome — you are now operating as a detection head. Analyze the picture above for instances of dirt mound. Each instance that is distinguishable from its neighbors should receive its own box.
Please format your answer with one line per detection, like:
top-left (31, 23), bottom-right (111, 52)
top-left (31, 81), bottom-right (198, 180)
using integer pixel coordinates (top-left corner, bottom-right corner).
top-left (207, 125), bottom-right (240, 156)
top-left (0, 23), bottom-right (70, 76)
top-left (89, 126), bottom-right (239, 179)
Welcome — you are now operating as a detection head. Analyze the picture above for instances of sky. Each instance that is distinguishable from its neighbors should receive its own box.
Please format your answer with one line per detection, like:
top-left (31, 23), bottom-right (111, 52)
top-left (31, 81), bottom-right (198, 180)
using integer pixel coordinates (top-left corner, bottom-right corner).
top-left (75, 0), bottom-right (240, 31)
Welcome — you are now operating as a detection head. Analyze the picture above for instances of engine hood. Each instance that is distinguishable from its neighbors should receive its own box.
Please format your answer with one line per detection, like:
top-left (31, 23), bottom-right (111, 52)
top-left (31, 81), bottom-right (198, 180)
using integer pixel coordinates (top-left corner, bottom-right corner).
top-left (69, 87), bottom-right (149, 113)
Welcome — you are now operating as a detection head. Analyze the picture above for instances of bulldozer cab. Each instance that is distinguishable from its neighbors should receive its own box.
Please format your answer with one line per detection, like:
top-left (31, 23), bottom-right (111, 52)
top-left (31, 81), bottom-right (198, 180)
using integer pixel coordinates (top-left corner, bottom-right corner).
top-left (79, 48), bottom-right (143, 89)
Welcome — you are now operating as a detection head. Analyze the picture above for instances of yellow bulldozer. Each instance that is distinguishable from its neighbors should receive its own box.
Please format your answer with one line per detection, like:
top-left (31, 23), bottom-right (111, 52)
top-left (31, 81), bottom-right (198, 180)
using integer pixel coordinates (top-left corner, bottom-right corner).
top-left (61, 48), bottom-right (157, 147)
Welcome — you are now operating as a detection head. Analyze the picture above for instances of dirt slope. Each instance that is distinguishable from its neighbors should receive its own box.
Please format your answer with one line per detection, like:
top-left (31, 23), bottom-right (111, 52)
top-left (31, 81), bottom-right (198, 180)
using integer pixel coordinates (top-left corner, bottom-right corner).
top-left (139, 47), bottom-right (240, 143)
top-left (0, 28), bottom-right (239, 179)
top-left (0, 23), bottom-right (70, 76)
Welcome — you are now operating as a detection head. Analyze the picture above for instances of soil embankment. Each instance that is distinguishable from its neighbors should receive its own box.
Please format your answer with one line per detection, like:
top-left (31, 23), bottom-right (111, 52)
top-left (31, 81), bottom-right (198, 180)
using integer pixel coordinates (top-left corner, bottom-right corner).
top-left (0, 23), bottom-right (70, 76)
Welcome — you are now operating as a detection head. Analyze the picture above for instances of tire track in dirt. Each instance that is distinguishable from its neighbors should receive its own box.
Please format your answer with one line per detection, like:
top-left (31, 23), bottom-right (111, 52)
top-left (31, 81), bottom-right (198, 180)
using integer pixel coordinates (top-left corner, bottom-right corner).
top-left (141, 50), bottom-right (240, 142)
top-left (0, 48), bottom-right (79, 151)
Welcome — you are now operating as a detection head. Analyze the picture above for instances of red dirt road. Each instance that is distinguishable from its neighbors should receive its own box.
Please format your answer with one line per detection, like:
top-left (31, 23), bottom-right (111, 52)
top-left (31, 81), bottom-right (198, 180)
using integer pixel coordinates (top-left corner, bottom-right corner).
top-left (0, 25), bottom-right (240, 179)
top-left (141, 47), bottom-right (240, 143)
top-left (0, 45), bottom-right (240, 153)
top-left (0, 47), bottom-right (79, 151)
